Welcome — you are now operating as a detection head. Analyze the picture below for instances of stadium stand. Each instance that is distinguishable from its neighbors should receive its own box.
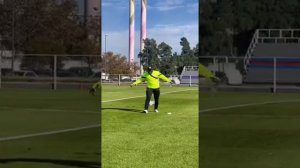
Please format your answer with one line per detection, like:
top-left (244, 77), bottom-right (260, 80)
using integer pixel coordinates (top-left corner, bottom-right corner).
top-left (244, 29), bottom-right (300, 83)
top-left (180, 66), bottom-right (198, 84)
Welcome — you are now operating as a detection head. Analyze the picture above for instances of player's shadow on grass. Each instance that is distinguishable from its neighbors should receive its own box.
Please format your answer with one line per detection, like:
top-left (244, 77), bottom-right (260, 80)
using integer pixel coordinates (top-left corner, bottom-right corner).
top-left (0, 158), bottom-right (100, 168)
top-left (102, 107), bottom-right (142, 113)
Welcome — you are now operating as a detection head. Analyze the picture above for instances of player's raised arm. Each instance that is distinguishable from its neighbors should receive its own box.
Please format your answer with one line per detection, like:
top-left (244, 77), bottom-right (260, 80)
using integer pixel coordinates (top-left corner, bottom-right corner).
top-left (199, 63), bottom-right (220, 83)
top-left (130, 76), bottom-right (146, 87)
top-left (158, 73), bottom-right (171, 83)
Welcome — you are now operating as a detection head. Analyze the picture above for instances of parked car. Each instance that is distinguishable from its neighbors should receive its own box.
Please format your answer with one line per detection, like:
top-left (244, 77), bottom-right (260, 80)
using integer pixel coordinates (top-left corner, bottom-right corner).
top-left (8, 70), bottom-right (38, 77)
top-left (130, 76), bottom-right (139, 81)
top-left (32, 68), bottom-right (52, 76)
top-left (6, 70), bottom-right (39, 82)
top-left (68, 67), bottom-right (93, 77)
top-left (120, 76), bottom-right (132, 82)
top-left (56, 69), bottom-right (77, 77)
top-left (1, 68), bottom-right (12, 76)
top-left (90, 72), bottom-right (109, 81)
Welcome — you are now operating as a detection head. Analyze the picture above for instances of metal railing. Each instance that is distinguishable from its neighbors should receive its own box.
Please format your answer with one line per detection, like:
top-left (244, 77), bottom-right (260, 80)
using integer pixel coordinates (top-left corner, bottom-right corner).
top-left (102, 74), bottom-right (198, 87)
top-left (0, 54), bottom-right (101, 89)
top-left (257, 29), bottom-right (300, 43)
top-left (243, 30), bottom-right (259, 72)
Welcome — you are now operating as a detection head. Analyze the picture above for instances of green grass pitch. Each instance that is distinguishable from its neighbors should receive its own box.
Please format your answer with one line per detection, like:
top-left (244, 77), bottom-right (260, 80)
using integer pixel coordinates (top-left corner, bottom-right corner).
top-left (0, 85), bottom-right (198, 168)
top-left (102, 85), bottom-right (198, 168)
top-left (200, 91), bottom-right (300, 168)
top-left (0, 88), bottom-right (100, 168)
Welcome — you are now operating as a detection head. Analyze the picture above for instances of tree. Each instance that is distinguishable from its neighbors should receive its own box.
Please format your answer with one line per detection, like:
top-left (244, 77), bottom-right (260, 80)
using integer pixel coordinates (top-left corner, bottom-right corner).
top-left (102, 52), bottom-right (138, 75)
top-left (193, 43), bottom-right (199, 61)
top-left (0, 0), bottom-right (100, 70)
top-left (158, 42), bottom-right (177, 75)
top-left (138, 37), bottom-right (197, 75)
top-left (200, 0), bottom-right (300, 56)
top-left (179, 37), bottom-right (197, 66)
top-left (138, 38), bottom-right (159, 67)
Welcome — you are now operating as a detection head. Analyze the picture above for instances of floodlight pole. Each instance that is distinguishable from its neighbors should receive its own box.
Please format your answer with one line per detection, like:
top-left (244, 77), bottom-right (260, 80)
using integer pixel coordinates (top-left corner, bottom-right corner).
top-left (129, 0), bottom-right (135, 64)
top-left (140, 0), bottom-right (147, 75)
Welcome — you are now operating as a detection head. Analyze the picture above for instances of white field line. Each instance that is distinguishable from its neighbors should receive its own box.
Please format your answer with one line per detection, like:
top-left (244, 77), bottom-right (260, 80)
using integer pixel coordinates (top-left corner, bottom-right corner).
top-left (102, 89), bottom-right (197, 103)
top-left (0, 89), bottom-right (196, 142)
top-left (0, 124), bottom-right (100, 142)
top-left (200, 99), bottom-right (300, 113)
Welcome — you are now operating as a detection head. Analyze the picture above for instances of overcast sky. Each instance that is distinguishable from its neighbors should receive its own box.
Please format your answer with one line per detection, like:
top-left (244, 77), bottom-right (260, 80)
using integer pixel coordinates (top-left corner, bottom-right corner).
top-left (102, 0), bottom-right (198, 63)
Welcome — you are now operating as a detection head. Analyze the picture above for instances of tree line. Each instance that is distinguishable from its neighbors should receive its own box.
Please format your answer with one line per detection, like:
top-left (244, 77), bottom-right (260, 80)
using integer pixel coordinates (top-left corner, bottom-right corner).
top-left (0, 0), bottom-right (198, 76)
top-left (102, 37), bottom-right (199, 76)
top-left (0, 0), bottom-right (99, 70)
top-left (200, 0), bottom-right (300, 57)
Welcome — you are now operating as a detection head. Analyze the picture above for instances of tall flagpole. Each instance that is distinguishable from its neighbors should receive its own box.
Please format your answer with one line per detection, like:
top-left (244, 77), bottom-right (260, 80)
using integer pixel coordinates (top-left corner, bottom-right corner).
top-left (140, 0), bottom-right (147, 74)
top-left (129, 0), bottom-right (135, 64)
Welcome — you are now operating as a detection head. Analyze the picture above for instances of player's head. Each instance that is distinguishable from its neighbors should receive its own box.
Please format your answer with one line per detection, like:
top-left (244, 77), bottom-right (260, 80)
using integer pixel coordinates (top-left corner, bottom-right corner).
top-left (143, 65), bottom-right (151, 72)
top-left (147, 66), bottom-right (152, 72)
top-left (144, 65), bottom-right (158, 72)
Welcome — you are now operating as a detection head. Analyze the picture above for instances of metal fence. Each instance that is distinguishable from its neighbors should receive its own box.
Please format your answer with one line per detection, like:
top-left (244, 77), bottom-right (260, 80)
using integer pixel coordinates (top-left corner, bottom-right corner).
top-left (101, 74), bottom-right (198, 87)
top-left (0, 54), bottom-right (100, 89)
top-left (0, 53), bottom-right (199, 89)
top-left (200, 56), bottom-right (300, 93)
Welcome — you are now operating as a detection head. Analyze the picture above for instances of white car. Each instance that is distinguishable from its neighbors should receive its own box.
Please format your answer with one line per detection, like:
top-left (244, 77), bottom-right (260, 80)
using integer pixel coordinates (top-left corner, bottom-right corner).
top-left (91, 72), bottom-right (109, 81)
top-left (9, 70), bottom-right (38, 77)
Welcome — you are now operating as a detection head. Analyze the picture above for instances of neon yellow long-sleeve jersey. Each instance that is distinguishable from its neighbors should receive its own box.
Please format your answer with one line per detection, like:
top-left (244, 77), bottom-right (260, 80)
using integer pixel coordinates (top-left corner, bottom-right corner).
top-left (92, 81), bottom-right (101, 89)
top-left (199, 63), bottom-right (219, 81)
top-left (132, 70), bottom-right (171, 89)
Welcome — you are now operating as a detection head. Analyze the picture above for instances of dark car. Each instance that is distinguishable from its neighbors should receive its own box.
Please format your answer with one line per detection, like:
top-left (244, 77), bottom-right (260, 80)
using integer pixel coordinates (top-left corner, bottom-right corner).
top-left (33, 68), bottom-right (52, 76)
top-left (68, 67), bottom-right (93, 77)
top-left (56, 69), bottom-right (77, 77)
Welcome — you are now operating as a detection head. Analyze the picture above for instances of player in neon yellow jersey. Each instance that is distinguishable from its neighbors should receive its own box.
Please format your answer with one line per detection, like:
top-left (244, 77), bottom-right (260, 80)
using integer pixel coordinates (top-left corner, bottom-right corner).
top-left (130, 66), bottom-right (172, 113)
top-left (89, 81), bottom-right (101, 96)
top-left (199, 63), bottom-right (220, 82)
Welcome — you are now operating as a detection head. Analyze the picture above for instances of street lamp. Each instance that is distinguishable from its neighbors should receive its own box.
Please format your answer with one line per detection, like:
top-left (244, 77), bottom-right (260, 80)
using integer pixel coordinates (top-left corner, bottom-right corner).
top-left (103, 34), bottom-right (108, 74)
top-left (104, 34), bottom-right (108, 53)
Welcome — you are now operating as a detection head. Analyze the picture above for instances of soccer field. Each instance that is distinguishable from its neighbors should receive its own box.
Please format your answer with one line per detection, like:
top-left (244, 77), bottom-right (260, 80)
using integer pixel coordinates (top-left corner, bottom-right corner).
top-left (0, 88), bottom-right (100, 168)
top-left (200, 91), bottom-right (300, 168)
top-left (102, 85), bottom-right (198, 168)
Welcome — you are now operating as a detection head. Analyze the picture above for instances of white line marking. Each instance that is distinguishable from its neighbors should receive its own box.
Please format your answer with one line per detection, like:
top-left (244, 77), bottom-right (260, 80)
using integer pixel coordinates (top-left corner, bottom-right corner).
top-left (0, 124), bottom-right (100, 142)
top-left (200, 99), bottom-right (300, 113)
top-left (102, 89), bottom-right (197, 103)
top-left (0, 89), bottom-right (196, 142)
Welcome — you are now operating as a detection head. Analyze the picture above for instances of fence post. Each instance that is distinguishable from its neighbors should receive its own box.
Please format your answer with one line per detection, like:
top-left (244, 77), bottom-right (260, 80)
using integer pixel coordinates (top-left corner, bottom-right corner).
top-left (118, 74), bottom-right (121, 86)
top-left (0, 51), bottom-right (2, 89)
top-left (189, 75), bottom-right (192, 87)
top-left (213, 57), bottom-right (216, 66)
top-left (273, 57), bottom-right (277, 93)
top-left (53, 55), bottom-right (57, 90)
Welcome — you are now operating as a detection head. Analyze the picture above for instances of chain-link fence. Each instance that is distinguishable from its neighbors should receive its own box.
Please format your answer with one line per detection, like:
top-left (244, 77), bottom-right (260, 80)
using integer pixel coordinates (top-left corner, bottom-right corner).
top-left (0, 54), bottom-right (100, 89)
top-left (0, 53), bottom-right (199, 89)
top-left (101, 74), bottom-right (198, 87)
